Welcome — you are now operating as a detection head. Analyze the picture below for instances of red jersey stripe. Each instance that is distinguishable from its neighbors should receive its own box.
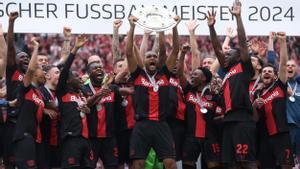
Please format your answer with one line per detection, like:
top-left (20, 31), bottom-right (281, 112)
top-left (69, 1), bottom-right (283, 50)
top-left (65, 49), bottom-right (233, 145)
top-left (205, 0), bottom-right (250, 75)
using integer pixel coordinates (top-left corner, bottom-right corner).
top-left (148, 90), bottom-right (159, 121)
top-left (97, 105), bottom-right (107, 137)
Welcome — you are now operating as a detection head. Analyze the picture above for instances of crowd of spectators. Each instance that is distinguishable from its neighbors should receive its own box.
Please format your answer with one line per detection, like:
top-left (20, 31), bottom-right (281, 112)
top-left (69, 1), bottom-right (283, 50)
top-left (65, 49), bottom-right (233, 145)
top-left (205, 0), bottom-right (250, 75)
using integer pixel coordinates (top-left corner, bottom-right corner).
top-left (13, 33), bottom-right (300, 74)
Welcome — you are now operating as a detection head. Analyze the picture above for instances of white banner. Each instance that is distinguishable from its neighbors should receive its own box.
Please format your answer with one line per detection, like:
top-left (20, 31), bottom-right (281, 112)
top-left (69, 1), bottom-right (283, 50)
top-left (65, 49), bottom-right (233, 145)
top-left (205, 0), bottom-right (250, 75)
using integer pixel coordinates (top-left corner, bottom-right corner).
top-left (0, 0), bottom-right (299, 35)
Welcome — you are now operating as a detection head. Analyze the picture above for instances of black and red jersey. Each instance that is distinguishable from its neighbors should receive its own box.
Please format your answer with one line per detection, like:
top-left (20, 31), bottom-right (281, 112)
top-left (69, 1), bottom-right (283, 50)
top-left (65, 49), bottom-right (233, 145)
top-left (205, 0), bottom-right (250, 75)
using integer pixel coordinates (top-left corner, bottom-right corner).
top-left (249, 78), bottom-right (261, 103)
top-left (6, 64), bottom-right (24, 120)
top-left (83, 83), bottom-right (121, 138)
top-left (13, 84), bottom-right (44, 143)
top-left (184, 85), bottom-right (219, 138)
top-left (256, 79), bottom-right (289, 136)
top-left (114, 83), bottom-right (135, 131)
top-left (168, 76), bottom-right (186, 121)
top-left (40, 85), bottom-right (60, 146)
top-left (222, 60), bottom-right (254, 122)
top-left (0, 107), bottom-right (6, 124)
top-left (56, 53), bottom-right (89, 140)
top-left (130, 66), bottom-right (171, 121)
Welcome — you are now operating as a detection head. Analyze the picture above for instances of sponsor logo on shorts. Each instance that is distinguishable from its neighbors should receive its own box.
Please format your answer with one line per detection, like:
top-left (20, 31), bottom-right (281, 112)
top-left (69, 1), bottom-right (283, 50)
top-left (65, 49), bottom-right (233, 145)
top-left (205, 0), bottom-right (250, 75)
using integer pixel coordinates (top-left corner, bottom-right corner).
top-left (90, 150), bottom-right (94, 161)
top-left (130, 149), bottom-right (135, 156)
top-left (26, 160), bottom-right (36, 167)
top-left (113, 147), bottom-right (119, 158)
top-left (68, 157), bottom-right (76, 165)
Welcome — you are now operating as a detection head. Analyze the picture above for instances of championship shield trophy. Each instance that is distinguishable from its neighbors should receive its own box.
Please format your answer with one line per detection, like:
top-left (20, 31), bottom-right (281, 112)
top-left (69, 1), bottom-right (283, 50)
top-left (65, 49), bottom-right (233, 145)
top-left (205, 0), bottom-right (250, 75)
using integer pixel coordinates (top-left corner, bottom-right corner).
top-left (132, 5), bottom-right (177, 32)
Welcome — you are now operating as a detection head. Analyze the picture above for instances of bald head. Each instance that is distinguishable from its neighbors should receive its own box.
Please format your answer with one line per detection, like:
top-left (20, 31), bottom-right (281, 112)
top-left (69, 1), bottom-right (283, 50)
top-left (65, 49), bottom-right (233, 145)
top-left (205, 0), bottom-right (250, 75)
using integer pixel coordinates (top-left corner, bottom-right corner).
top-left (88, 55), bottom-right (102, 65)
top-left (145, 51), bottom-right (158, 58)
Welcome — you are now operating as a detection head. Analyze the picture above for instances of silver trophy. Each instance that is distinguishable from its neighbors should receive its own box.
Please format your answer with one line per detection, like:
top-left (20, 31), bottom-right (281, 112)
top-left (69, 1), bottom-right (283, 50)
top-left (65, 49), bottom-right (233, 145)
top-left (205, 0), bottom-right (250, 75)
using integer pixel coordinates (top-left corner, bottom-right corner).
top-left (132, 5), bottom-right (177, 32)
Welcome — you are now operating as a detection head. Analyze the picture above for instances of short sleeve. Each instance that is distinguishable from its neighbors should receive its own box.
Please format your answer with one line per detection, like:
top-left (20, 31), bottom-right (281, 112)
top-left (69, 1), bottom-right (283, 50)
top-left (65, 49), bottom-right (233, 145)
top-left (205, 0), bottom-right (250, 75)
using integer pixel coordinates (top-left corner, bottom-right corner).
top-left (183, 83), bottom-right (192, 95)
top-left (130, 66), bottom-right (143, 81)
top-left (18, 83), bottom-right (32, 101)
top-left (160, 65), bottom-right (171, 79)
top-left (277, 79), bottom-right (287, 91)
top-left (242, 59), bottom-right (255, 80)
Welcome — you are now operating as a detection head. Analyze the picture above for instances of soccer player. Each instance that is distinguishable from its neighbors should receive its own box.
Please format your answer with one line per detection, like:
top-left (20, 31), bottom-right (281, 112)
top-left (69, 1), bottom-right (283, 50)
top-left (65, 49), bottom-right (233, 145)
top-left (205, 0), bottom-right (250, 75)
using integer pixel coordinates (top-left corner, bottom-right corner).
top-left (253, 32), bottom-right (294, 169)
top-left (13, 38), bottom-right (46, 169)
top-left (126, 15), bottom-right (180, 169)
top-left (207, 1), bottom-right (257, 168)
top-left (56, 34), bottom-right (94, 169)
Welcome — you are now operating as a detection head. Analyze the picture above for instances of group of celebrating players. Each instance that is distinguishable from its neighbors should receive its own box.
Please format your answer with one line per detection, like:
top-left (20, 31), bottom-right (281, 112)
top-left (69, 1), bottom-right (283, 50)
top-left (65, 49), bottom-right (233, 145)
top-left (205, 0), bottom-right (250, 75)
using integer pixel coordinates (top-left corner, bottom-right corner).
top-left (0, 0), bottom-right (299, 169)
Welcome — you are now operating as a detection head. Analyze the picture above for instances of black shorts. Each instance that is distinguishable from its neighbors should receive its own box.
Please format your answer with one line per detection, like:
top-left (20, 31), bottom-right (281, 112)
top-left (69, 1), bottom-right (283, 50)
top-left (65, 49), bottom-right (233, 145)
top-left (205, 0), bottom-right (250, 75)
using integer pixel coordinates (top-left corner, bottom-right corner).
top-left (0, 124), bottom-right (4, 158)
top-left (116, 129), bottom-right (132, 164)
top-left (90, 137), bottom-right (118, 168)
top-left (42, 143), bottom-right (61, 168)
top-left (3, 121), bottom-right (16, 166)
top-left (14, 134), bottom-right (37, 169)
top-left (61, 136), bottom-right (94, 169)
top-left (130, 121), bottom-right (176, 160)
top-left (222, 121), bottom-right (256, 164)
top-left (182, 137), bottom-right (204, 162)
top-left (258, 132), bottom-right (294, 168)
top-left (203, 137), bottom-right (221, 162)
top-left (167, 119), bottom-right (185, 161)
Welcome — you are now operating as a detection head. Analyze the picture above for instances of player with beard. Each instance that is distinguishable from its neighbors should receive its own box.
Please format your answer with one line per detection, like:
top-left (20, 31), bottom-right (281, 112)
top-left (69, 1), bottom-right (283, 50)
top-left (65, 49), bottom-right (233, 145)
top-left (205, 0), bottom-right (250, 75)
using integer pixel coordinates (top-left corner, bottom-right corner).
top-left (39, 65), bottom-right (61, 168)
top-left (82, 60), bottom-right (122, 169)
top-left (207, 1), bottom-right (257, 168)
top-left (178, 48), bottom-right (221, 169)
top-left (4, 12), bottom-right (30, 169)
top-left (286, 59), bottom-right (300, 164)
top-left (253, 32), bottom-right (294, 169)
top-left (126, 15), bottom-right (180, 169)
top-left (13, 39), bottom-right (46, 169)
top-left (56, 34), bottom-right (94, 169)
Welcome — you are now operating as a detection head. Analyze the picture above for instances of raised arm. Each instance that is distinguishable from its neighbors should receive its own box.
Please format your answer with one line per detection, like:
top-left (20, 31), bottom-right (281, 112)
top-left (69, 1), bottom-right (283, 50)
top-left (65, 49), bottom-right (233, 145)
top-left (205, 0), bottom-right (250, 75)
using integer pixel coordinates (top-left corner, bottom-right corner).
top-left (207, 10), bottom-right (225, 67)
top-left (268, 32), bottom-right (276, 52)
top-left (7, 12), bottom-right (18, 67)
top-left (186, 20), bottom-right (200, 70)
top-left (230, 0), bottom-right (248, 62)
top-left (277, 32), bottom-right (288, 83)
top-left (23, 39), bottom-right (39, 87)
top-left (126, 16), bottom-right (138, 73)
top-left (139, 30), bottom-right (151, 60)
top-left (267, 32), bottom-right (276, 65)
top-left (56, 27), bottom-right (72, 66)
top-left (158, 32), bottom-right (167, 68)
top-left (57, 35), bottom-right (88, 91)
top-left (166, 16), bottom-right (181, 71)
top-left (134, 43), bottom-right (144, 68)
top-left (0, 24), bottom-right (7, 78)
top-left (152, 33), bottom-right (160, 54)
top-left (112, 20), bottom-right (122, 62)
top-left (210, 59), bottom-right (220, 76)
top-left (222, 27), bottom-right (237, 53)
top-left (178, 45), bottom-right (190, 89)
